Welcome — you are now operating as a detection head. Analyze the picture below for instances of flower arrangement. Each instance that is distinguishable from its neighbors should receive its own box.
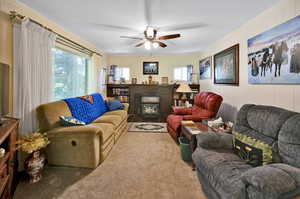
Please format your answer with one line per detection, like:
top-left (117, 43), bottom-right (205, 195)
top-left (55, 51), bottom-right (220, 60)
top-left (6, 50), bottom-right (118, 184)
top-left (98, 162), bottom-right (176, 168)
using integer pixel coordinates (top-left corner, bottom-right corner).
top-left (17, 133), bottom-right (50, 154)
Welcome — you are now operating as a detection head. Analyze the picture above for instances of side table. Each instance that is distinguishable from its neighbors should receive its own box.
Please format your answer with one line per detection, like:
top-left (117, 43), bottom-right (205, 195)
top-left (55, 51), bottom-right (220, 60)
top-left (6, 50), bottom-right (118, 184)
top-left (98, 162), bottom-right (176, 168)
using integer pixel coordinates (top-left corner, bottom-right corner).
top-left (180, 122), bottom-right (212, 170)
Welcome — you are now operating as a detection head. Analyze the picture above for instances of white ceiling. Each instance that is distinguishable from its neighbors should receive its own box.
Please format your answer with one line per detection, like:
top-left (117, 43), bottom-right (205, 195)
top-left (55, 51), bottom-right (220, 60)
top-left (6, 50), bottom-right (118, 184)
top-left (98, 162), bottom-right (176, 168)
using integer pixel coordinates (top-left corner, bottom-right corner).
top-left (18, 0), bottom-right (280, 55)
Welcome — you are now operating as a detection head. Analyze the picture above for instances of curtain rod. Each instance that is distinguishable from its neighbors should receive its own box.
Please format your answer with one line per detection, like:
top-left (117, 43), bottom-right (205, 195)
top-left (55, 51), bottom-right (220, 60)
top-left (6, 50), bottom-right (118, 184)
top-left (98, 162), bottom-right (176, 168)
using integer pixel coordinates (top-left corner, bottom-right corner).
top-left (9, 11), bottom-right (102, 57)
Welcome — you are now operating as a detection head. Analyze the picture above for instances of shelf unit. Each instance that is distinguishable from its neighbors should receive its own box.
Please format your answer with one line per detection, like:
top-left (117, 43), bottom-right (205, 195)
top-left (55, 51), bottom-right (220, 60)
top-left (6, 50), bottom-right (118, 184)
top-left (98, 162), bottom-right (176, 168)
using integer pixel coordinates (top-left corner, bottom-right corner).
top-left (0, 118), bottom-right (19, 199)
top-left (173, 84), bottom-right (200, 106)
top-left (106, 84), bottom-right (131, 103)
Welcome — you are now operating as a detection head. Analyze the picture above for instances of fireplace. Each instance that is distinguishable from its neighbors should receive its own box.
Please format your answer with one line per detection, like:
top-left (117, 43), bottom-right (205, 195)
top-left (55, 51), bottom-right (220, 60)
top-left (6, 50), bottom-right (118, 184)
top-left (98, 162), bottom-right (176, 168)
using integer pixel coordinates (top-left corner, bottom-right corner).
top-left (141, 96), bottom-right (160, 118)
top-left (129, 85), bottom-right (174, 122)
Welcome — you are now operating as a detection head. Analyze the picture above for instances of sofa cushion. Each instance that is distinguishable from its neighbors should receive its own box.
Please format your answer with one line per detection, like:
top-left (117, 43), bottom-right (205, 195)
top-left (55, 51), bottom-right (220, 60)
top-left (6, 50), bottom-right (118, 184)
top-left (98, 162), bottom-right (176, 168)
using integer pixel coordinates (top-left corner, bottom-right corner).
top-left (93, 115), bottom-right (123, 128)
top-left (106, 100), bottom-right (125, 111)
top-left (245, 105), bottom-right (296, 140)
top-left (103, 110), bottom-right (127, 120)
top-left (192, 148), bottom-right (251, 198)
top-left (278, 114), bottom-right (300, 168)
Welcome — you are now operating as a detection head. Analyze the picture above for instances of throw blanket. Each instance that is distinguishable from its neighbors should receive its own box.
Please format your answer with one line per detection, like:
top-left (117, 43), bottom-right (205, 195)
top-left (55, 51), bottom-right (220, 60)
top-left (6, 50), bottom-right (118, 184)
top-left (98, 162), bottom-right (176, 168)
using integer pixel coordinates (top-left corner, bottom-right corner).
top-left (64, 93), bottom-right (108, 124)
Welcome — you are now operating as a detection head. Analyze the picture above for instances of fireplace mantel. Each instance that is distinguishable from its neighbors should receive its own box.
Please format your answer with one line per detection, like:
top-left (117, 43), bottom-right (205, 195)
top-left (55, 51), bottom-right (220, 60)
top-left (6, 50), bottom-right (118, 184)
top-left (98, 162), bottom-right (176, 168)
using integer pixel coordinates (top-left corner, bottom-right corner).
top-left (106, 84), bottom-right (200, 122)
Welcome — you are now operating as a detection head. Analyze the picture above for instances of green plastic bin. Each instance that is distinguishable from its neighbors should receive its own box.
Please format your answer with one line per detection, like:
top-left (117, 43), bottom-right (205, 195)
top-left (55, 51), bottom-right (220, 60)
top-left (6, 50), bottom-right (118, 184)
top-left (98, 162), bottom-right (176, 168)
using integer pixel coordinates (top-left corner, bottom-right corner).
top-left (178, 137), bottom-right (192, 162)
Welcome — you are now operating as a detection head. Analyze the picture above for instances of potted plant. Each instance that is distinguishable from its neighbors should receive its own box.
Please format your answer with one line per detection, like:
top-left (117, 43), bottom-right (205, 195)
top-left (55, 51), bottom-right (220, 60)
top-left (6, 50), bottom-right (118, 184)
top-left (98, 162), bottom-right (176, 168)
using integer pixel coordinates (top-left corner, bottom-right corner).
top-left (17, 133), bottom-right (50, 183)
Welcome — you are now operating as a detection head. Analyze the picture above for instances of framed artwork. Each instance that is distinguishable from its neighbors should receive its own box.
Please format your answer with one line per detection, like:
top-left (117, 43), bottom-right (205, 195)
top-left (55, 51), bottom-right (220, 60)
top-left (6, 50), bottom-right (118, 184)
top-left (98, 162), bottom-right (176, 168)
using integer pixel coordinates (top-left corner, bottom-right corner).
top-left (214, 44), bottom-right (239, 85)
top-left (143, 62), bottom-right (159, 75)
top-left (248, 15), bottom-right (300, 84)
top-left (161, 77), bottom-right (168, 84)
top-left (199, 56), bottom-right (212, 79)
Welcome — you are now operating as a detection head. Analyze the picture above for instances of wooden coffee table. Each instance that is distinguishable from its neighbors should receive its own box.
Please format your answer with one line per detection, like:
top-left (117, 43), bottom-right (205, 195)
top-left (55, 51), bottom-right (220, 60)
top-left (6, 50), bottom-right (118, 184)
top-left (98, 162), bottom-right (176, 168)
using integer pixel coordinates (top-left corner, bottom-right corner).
top-left (180, 122), bottom-right (213, 170)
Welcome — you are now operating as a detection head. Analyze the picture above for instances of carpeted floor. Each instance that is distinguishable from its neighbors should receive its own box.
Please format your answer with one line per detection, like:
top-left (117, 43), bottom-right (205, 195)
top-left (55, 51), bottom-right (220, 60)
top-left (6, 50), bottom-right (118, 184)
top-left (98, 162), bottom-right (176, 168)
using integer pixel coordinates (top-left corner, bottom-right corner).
top-left (14, 132), bottom-right (206, 199)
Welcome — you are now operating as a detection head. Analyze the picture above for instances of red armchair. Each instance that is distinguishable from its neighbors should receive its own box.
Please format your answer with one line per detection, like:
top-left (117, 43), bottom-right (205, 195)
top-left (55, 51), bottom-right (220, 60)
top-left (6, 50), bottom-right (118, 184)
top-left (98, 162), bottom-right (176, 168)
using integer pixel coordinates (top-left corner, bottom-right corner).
top-left (167, 91), bottom-right (223, 141)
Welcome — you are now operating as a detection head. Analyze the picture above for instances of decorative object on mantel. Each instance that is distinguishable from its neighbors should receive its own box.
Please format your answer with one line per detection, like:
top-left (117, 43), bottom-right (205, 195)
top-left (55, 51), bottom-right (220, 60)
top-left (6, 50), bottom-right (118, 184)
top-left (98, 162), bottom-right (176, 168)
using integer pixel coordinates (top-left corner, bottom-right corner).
top-left (214, 44), bottom-right (239, 85)
top-left (199, 56), bottom-right (212, 79)
top-left (248, 15), bottom-right (300, 84)
top-left (148, 75), bottom-right (153, 84)
top-left (143, 62), bottom-right (159, 75)
top-left (161, 77), bottom-right (168, 84)
top-left (131, 78), bottom-right (137, 84)
top-left (17, 133), bottom-right (50, 183)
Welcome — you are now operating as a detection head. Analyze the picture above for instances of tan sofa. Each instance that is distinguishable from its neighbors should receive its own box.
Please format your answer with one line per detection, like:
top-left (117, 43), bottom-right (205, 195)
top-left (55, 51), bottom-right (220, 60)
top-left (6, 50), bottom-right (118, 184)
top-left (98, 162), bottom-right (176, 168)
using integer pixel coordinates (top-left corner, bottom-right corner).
top-left (36, 98), bottom-right (129, 168)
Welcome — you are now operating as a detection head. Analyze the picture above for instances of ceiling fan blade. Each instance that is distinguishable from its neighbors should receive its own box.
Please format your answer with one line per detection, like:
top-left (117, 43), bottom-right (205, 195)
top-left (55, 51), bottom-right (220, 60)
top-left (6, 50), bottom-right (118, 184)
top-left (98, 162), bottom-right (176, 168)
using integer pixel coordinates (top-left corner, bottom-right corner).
top-left (158, 22), bottom-right (207, 31)
top-left (91, 23), bottom-right (140, 32)
top-left (135, 42), bottom-right (145, 47)
top-left (155, 41), bottom-right (167, 48)
top-left (159, 34), bottom-right (181, 40)
top-left (120, 36), bottom-right (144, 40)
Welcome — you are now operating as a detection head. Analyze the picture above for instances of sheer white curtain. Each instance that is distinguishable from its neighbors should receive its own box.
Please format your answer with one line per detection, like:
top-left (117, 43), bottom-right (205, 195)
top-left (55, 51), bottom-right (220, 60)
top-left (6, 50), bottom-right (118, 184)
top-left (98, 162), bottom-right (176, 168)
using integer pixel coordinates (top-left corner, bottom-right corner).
top-left (98, 68), bottom-right (107, 96)
top-left (13, 19), bottom-right (56, 135)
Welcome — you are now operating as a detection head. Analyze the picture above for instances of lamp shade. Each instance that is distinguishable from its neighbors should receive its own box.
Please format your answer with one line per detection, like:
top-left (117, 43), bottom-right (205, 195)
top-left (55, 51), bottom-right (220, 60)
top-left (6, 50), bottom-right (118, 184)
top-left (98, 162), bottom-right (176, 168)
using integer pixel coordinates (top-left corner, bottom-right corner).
top-left (176, 83), bottom-right (192, 93)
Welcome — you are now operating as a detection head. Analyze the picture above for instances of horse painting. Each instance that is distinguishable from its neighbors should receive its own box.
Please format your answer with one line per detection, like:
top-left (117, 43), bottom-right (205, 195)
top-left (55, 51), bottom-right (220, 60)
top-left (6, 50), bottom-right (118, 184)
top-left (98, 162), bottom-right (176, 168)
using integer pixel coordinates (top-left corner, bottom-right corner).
top-left (271, 41), bottom-right (288, 77)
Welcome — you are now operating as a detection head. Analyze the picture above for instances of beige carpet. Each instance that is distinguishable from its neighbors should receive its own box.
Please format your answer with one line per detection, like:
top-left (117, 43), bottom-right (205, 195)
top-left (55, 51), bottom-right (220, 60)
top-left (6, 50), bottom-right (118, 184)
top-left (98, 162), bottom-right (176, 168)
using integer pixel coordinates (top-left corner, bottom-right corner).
top-left (15, 132), bottom-right (206, 199)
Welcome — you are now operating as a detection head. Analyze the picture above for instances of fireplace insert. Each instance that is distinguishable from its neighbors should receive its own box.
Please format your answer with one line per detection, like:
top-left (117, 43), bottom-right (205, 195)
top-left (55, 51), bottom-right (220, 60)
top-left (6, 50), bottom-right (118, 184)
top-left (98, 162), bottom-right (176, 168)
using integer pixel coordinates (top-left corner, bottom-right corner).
top-left (140, 96), bottom-right (160, 119)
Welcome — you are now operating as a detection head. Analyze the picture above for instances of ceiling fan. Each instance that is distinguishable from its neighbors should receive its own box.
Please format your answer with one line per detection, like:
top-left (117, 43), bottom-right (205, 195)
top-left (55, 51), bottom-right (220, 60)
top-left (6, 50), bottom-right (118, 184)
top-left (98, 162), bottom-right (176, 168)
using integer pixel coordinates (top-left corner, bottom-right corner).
top-left (120, 26), bottom-right (181, 50)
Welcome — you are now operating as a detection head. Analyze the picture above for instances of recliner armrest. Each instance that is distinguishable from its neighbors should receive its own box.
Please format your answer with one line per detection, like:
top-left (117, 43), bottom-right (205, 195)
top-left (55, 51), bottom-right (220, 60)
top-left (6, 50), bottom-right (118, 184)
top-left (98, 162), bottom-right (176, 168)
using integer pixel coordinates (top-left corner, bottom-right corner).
top-left (196, 131), bottom-right (233, 150)
top-left (241, 164), bottom-right (299, 198)
top-left (172, 107), bottom-right (192, 115)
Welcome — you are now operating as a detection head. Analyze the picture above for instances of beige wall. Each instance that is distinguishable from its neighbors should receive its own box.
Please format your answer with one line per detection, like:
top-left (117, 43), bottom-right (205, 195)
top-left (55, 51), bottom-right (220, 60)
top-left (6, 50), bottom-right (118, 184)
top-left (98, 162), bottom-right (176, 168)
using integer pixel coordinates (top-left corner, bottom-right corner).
top-left (108, 0), bottom-right (300, 120)
top-left (0, 0), bottom-right (106, 114)
top-left (107, 54), bottom-right (200, 84)
top-left (198, 0), bottom-right (300, 119)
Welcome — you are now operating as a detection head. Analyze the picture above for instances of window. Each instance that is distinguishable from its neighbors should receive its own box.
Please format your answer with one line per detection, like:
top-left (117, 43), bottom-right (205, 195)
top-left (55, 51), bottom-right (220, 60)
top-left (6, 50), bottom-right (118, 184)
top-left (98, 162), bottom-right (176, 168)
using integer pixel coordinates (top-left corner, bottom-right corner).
top-left (53, 48), bottom-right (90, 100)
top-left (174, 66), bottom-right (188, 81)
top-left (173, 65), bottom-right (193, 82)
top-left (115, 67), bottom-right (130, 81)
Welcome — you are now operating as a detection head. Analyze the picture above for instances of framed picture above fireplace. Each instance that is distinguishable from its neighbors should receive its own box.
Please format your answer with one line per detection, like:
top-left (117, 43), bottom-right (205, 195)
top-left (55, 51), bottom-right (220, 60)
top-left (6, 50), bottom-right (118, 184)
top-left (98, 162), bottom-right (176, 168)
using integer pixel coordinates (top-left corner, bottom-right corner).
top-left (143, 62), bottom-right (159, 75)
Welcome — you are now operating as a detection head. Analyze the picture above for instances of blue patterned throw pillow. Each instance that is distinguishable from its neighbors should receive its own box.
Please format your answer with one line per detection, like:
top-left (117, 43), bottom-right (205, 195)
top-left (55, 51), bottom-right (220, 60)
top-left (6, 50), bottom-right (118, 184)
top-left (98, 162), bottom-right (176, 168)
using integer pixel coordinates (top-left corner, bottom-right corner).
top-left (59, 116), bottom-right (86, 126)
top-left (106, 100), bottom-right (125, 111)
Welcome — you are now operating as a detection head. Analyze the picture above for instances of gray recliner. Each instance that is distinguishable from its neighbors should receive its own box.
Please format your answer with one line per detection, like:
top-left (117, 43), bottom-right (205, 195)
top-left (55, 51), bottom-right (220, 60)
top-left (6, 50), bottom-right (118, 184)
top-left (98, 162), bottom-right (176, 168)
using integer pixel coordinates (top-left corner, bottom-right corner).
top-left (192, 104), bottom-right (300, 199)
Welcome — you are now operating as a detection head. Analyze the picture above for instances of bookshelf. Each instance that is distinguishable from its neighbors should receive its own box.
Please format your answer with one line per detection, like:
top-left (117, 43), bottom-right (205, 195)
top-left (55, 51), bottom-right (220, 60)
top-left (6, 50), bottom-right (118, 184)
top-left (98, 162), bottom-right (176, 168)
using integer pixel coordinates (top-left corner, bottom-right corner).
top-left (0, 118), bottom-right (19, 199)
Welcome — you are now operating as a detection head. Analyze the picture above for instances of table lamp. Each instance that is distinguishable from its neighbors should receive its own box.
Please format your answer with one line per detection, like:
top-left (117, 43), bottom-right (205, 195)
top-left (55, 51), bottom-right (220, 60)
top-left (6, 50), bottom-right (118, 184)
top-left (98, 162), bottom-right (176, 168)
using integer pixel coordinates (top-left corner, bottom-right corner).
top-left (176, 82), bottom-right (192, 101)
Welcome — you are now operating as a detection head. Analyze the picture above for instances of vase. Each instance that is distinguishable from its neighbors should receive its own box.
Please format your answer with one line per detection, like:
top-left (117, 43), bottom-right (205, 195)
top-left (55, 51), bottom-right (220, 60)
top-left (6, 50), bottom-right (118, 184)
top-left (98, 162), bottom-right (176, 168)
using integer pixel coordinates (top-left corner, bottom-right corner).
top-left (24, 150), bottom-right (46, 183)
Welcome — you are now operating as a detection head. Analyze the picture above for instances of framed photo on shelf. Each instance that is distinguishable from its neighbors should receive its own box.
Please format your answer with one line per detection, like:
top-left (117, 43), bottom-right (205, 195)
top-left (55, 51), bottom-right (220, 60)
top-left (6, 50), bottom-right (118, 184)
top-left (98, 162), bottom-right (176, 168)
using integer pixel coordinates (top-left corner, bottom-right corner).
top-left (143, 62), bottom-right (159, 75)
top-left (199, 56), bottom-right (212, 79)
top-left (214, 44), bottom-right (239, 85)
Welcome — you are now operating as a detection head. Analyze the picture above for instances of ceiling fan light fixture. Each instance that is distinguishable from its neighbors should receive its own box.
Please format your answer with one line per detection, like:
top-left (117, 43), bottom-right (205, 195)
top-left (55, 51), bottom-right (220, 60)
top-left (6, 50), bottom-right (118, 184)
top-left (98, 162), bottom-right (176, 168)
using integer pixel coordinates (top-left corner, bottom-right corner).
top-left (145, 40), bottom-right (151, 50)
top-left (146, 26), bottom-right (154, 38)
top-left (152, 42), bottom-right (159, 48)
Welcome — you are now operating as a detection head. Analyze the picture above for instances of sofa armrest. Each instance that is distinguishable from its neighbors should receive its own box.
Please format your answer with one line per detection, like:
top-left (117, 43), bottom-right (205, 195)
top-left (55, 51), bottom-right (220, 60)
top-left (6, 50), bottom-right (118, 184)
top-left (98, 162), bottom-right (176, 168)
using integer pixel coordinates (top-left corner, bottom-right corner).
top-left (172, 107), bottom-right (192, 115)
top-left (196, 131), bottom-right (233, 150)
top-left (122, 103), bottom-right (129, 112)
top-left (44, 125), bottom-right (102, 168)
top-left (241, 164), bottom-right (299, 198)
